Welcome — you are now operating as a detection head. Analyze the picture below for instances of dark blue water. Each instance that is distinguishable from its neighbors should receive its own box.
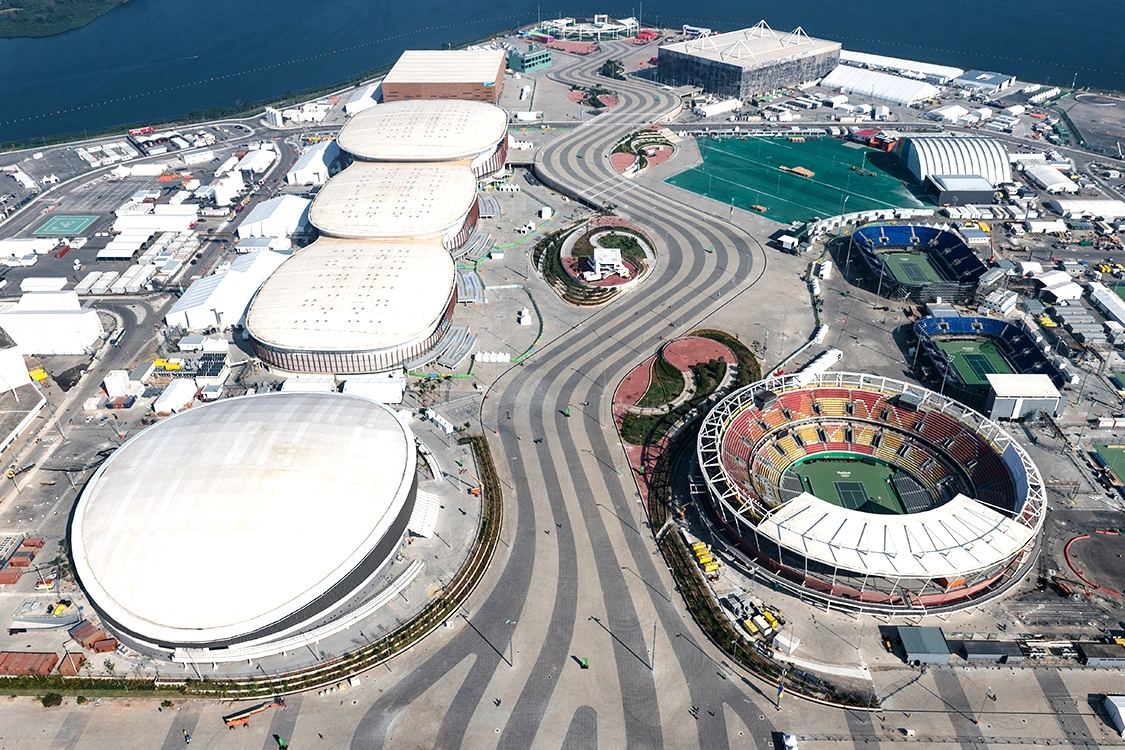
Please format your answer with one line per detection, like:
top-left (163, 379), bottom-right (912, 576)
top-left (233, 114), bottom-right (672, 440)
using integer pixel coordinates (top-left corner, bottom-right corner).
top-left (1, 0), bottom-right (1122, 143)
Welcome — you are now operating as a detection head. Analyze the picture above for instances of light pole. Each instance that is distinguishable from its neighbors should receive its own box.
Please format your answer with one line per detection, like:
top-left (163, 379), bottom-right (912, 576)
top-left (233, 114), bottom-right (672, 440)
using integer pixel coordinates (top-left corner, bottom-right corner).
top-left (974, 686), bottom-right (994, 724)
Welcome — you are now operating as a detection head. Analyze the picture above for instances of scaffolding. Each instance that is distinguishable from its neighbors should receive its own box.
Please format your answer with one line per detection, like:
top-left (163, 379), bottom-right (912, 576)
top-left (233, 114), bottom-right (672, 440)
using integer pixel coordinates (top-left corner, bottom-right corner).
top-left (540, 15), bottom-right (638, 41)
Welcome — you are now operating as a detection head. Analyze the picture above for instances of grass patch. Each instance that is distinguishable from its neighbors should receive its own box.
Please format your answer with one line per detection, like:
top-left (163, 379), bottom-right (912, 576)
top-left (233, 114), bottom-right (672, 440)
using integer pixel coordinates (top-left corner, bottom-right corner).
top-left (637, 356), bottom-right (685, 408)
top-left (690, 328), bottom-right (761, 387)
top-left (0, 0), bottom-right (129, 38)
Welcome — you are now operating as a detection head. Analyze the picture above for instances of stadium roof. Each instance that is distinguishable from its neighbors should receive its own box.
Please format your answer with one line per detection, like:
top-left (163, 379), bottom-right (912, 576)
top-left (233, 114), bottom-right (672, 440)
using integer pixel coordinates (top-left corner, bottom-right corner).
top-left (756, 492), bottom-right (1035, 579)
top-left (661, 21), bottom-right (840, 68)
top-left (838, 50), bottom-right (963, 83)
top-left (383, 49), bottom-right (505, 84)
top-left (246, 238), bottom-right (455, 354)
top-left (899, 136), bottom-right (1011, 187)
top-left (71, 392), bottom-right (415, 645)
top-left (338, 100), bottom-right (508, 163)
top-left (986, 373), bottom-right (1060, 399)
top-left (819, 65), bottom-right (940, 106)
top-left (309, 162), bottom-right (477, 240)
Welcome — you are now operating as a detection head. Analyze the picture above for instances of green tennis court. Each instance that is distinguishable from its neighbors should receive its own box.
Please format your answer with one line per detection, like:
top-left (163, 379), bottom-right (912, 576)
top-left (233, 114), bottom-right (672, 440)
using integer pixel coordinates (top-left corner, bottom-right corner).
top-left (33, 215), bottom-right (98, 235)
top-left (1095, 444), bottom-right (1125, 482)
top-left (785, 454), bottom-right (906, 515)
top-left (935, 338), bottom-right (1013, 387)
top-left (665, 137), bottom-right (924, 225)
top-left (881, 251), bottom-right (946, 284)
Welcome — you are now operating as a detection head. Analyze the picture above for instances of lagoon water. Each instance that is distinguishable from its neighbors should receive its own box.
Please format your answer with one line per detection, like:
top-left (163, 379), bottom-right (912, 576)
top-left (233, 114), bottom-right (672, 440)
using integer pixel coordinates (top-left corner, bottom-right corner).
top-left (0, 0), bottom-right (1121, 143)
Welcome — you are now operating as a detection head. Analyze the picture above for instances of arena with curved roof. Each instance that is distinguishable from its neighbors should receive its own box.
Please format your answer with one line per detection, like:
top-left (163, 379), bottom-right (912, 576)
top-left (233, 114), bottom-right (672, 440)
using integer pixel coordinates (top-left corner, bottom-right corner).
top-left (70, 393), bottom-right (417, 659)
top-left (897, 136), bottom-right (1010, 187)
top-left (338, 100), bottom-right (509, 175)
top-left (246, 239), bottom-right (456, 374)
top-left (697, 371), bottom-right (1045, 614)
top-left (309, 162), bottom-right (479, 248)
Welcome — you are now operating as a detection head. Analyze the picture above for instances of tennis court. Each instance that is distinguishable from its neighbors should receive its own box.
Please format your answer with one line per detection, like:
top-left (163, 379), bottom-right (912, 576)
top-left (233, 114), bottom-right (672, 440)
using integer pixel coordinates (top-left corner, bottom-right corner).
top-left (665, 137), bottom-right (924, 225)
top-left (33, 215), bottom-right (98, 236)
top-left (881, 251), bottom-right (947, 284)
top-left (785, 454), bottom-right (906, 515)
top-left (935, 338), bottom-right (1013, 387)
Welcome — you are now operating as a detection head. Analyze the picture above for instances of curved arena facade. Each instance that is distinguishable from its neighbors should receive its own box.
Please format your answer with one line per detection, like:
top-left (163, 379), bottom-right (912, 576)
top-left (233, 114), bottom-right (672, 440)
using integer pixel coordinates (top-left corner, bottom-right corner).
top-left (697, 372), bottom-right (1045, 614)
top-left (248, 99), bottom-right (508, 374)
top-left (70, 393), bottom-right (417, 661)
top-left (897, 136), bottom-right (1010, 187)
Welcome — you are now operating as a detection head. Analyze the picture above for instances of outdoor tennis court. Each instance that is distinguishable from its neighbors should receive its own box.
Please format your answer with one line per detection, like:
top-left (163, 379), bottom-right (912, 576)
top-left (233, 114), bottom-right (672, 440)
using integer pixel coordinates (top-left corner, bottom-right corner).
top-left (935, 338), bottom-right (1013, 387)
top-left (665, 137), bottom-right (924, 225)
top-left (33, 215), bottom-right (98, 235)
top-left (881, 251), bottom-right (946, 284)
top-left (786, 454), bottom-right (906, 515)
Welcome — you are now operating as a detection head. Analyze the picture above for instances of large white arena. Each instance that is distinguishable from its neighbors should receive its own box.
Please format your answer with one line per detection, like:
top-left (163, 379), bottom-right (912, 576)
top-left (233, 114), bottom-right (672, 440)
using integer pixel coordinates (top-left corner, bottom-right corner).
top-left (697, 372), bottom-right (1046, 614)
top-left (247, 239), bottom-right (456, 374)
top-left (70, 393), bottom-right (418, 660)
top-left (338, 99), bottom-right (509, 175)
top-left (247, 99), bottom-right (508, 374)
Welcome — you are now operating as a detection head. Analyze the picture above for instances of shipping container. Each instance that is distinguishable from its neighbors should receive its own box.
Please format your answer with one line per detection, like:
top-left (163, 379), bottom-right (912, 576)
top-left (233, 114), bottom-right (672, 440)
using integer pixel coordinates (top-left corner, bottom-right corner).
top-left (21, 537), bottom-right (45, 548)
top-left (0, 567), bottom-right (21, 584)
top-left (92, 639), bottom-right (118, 653)
top-left (703, 562), bottom-right (720, 573)
top-left (8, 555), bottom-right (30, 567)
top-left (58, 653), bottom-right (85, 676)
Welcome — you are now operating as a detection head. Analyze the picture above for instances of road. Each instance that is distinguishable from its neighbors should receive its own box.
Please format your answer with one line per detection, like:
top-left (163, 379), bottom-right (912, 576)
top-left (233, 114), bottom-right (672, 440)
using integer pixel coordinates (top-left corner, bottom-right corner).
top-left (346, 43), bottom-right (790, 749)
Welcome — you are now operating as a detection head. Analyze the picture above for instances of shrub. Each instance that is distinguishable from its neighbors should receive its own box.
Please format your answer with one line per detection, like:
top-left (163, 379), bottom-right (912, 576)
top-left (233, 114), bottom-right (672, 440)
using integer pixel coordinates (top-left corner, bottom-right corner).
top-left (41, 693), bottom-right (63, 708)
top-left (75, 696), bottom-right (87, 705)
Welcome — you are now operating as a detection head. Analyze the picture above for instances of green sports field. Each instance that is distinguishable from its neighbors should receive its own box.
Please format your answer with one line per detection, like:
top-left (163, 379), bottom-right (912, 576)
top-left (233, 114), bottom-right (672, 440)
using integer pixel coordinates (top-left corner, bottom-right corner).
top-left (785, 453), bottom-right (906, 515)
top-left (1095, 444), bottom-right (1125, 482)
top-left (935, 338), bottom-right (1013, 387)
top-left (881, 251), bottom-right (947, 284)
top-left (665, 137), bottom-right (924, 225)
top-left (33, 215), bottom-right (98, 236)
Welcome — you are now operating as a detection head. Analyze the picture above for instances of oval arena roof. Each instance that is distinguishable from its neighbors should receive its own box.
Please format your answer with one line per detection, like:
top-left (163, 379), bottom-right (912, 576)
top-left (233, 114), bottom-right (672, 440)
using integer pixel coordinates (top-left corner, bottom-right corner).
top-left (70, 393), bottom-right (415, 645)
top-left (338, 100), bottom-right (508, 163)
top-left (309, 162), bottom-right (477, 240)
top-left (246, 238), bottom-right (455, 354)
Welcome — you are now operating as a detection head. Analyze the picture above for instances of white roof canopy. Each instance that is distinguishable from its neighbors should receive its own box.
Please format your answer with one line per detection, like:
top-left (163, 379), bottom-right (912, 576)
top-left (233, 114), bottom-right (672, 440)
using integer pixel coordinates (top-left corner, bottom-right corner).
top-left (339, 100), bottom-right (508, 163)
top-left (758, 493), bottom-right (1035, 579)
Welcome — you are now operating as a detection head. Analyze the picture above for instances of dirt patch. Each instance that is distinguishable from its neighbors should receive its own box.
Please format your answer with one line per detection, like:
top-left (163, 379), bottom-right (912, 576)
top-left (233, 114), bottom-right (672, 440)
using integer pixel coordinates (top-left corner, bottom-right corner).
top-left (609, 152), bottom-right (636, 174)
top-left (616, 355), bottom-right (657, 413)
top-left (597, 94), bottom-right (618, 108)
top-left (662, 337), bottom-right (733, 371)
top-left (566, 90), bottom-right (586, 104)
top-left (549, 41), bottom-right (598, 54)
top-left (644, 145), bottom-right (673, 167)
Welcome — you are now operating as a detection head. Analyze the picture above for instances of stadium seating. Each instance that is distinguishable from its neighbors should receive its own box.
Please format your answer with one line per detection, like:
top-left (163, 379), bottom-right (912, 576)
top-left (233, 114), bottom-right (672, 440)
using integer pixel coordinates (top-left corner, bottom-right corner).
top-left (913, 315), bottom-right (1067, 389)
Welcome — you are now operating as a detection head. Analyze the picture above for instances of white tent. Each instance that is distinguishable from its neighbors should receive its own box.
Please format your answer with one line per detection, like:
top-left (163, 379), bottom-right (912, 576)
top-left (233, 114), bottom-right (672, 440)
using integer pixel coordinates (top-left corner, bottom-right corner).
top-left (819, 65), bottom-right (940, 107)
top-left (0, 292), bottom-right (103, 355)
top-left (236, 196), bottom-right (311, 239)
top-left (164, 249), bottom-right (290, 331)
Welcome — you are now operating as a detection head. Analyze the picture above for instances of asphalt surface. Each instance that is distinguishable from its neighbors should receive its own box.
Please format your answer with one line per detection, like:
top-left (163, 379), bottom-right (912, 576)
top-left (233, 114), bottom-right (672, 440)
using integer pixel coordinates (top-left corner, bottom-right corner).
top-left (346, 43), bottom-right (788, 749)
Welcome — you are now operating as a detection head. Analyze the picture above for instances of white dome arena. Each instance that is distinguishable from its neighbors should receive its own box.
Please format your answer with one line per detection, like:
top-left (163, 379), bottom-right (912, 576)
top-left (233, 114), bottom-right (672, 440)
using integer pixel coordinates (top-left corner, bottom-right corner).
top-left (70, 392), bottom-right (417, 654)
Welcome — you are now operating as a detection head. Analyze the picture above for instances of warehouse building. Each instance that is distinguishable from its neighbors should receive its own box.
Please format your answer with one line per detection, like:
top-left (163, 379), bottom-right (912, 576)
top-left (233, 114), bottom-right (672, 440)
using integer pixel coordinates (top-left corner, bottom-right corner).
top-left (246, 239), bottom-right (456, 374)
top-left (898, 627), bottom-right (952, 665)
top-left (1078, 641), bottom-right (1125, 667)
top-left (164, 249), bottom-right (290, 331)
top-left (818, 65), bottom-right (940, 107)
top-left (0, 291), bottom-right (103, 355)
top-left (382, 50), bottom-right (506, 104)
top-left (0, 328), bottom-right (46, 458)
top-left (285, 140), bottom-right (340, 186)
top-left (897, 136), bottom-right (1010, 187)
top-left (961, 640), bottom-right (1024, 663)
top-left (659, 21), bottom-right (840, 100)
top-left (838, 50), bottom-right (962, 84)
top-left (954, 70), bottom-right (1015, 93)
top-left (926, 174), bottom-right (996, 205)
top-left (1045, 199), bottom-right (1125, 220)
top-left (236, 195), bottom-right (311, 240)
top-left (985, 374), bottom-right (1063, 420)
top-left (70, 392), bottom-right (420, 662)
top-left (1024, 164), bottom-right (1078, 194)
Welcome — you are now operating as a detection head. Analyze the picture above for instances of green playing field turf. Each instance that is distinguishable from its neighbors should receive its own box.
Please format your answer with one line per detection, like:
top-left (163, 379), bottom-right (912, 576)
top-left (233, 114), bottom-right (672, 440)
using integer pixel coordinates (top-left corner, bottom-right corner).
top-left (665, 137), bottom-right (924, 225)
top-left (33, 215), bottom-right (98, 236)
top-left (785, 454), bottom-right (906, 515)
top-left (881, 251), bottom-right (947, 284)
top-left (935, 338), bottom-right (1013, 387)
